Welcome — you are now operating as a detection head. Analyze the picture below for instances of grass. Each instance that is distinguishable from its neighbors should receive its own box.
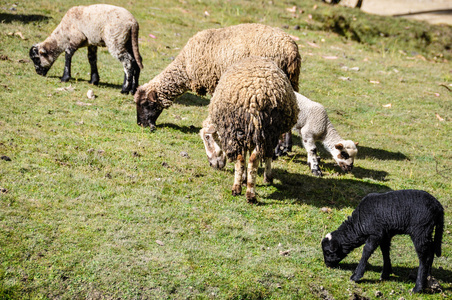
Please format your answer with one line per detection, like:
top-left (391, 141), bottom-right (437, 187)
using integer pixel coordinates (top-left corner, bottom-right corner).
top-left (0, 0), bottom-right (451, 299)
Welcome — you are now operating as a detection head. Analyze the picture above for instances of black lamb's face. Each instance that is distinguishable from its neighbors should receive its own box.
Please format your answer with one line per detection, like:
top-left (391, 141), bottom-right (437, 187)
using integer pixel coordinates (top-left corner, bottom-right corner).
top-left (321, 233), bottom-right (347, 268)
top-left (29, 45), bottom-right (51, 76)
top-left (134, 88), bottom-right (163, 131)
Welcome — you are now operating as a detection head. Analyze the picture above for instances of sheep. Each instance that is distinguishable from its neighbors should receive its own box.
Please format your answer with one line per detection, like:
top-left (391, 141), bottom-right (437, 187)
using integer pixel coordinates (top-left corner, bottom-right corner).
top-left (321, 189), bottom-right (444, 293)
top-left (134, 23), bottom-right (300, 132)
top-left (199, 57), bottom-right (299, 203)
top-left (293, 92), bottom-right (358, 176)
top-left (29, 4), bottom-right (143, 94)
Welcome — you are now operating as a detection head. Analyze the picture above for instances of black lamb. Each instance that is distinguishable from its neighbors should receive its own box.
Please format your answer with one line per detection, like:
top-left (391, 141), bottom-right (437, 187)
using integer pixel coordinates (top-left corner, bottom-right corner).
top-left (321, 189), bottom-right (444, 293)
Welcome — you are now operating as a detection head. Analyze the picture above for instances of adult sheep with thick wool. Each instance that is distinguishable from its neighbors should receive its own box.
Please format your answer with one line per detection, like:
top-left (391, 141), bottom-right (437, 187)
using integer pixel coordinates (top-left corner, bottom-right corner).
top-left (134, 23), bottom-right (301, 132)
top-left (199, 57), bottom-right (299, 203)
top-left (293, 92), bottom-right (358, 176)
top-left (29, 4), bottom-right (143, 94)
top-left (321, 189), bottom-right (444, 293)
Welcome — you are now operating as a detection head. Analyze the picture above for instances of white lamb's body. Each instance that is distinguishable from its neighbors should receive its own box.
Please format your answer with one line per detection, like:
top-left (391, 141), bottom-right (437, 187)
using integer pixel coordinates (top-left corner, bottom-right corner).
top-left (294, 92), bottom-right (358, 176)
top-left (29, 4), bottom-right (143, 94)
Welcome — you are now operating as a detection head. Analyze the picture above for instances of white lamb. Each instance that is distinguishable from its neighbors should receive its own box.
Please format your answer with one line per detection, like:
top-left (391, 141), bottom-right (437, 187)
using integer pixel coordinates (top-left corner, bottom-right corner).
top-left (29, 4), bottom-right (143, 94)
top-left (294, 92), bottom-right (358, 176)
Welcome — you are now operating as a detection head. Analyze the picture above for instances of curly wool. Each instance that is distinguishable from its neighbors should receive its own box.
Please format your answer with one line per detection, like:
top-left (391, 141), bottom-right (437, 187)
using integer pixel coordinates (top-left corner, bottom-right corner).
top-left (137, 23), bottom-right (300, 109)
top-left (209, 57), bottom-right (299, 160)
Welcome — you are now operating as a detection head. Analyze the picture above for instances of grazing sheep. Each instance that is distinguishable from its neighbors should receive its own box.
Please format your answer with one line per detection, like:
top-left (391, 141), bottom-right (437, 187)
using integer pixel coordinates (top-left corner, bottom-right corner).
top-left (293, 92), bottom-right (358, 176)
top-left (321, 190), bottom-right (444, 293)
top-left (29, 4), bottom-right (143, 94)
top-left (200, 57), bottom-right (299, 203)
top-left (134, 23), bottom-right (301, 131)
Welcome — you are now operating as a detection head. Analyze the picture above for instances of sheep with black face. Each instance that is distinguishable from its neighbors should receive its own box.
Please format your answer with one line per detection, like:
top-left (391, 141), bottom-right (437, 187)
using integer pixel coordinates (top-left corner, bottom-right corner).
top-left (134, 23), bottom-right (301, 132)
top-left (29, 4), bottom-right (143, 94)
top-left (322, 190), bottom-right (444, 293)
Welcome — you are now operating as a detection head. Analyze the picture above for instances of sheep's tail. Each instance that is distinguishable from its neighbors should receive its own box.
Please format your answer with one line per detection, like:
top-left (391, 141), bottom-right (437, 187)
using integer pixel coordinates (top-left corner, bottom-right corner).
top-left (287, 50), bottom-right (301, 92)
top-left (131, 22), bottom-right (143, 70)
top-left (434, 208), bottom-right (444, 257)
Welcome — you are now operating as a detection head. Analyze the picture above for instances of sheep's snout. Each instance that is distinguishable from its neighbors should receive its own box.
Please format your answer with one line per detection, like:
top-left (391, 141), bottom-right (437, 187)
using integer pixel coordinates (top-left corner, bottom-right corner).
top-left (208, 156), bottom-right (226, 170)
top-left (29, 46), bottom-right (50, 76)
top-left (136, 100), bottom-right (163, 130)
top-left (339, 162), bottom-right (354, 172)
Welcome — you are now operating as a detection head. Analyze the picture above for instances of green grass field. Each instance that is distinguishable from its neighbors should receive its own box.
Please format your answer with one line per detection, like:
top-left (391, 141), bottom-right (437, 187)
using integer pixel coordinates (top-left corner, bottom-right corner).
top-left (0, 0), bottom-right (451, 299)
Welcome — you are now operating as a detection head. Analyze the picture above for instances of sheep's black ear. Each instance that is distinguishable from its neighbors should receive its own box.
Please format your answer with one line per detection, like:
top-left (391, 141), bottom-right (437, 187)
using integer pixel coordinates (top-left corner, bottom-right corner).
top-left (335, 143), bottom-right (344, 150)
top-left (330, 239), bottom-right (340, 252)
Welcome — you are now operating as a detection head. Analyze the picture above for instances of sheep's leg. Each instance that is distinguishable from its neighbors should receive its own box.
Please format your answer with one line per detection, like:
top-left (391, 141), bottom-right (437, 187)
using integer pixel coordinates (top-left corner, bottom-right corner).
top-left (232, 154), bottom-right (245, 196)
top-left (380, 236), bottom-right (393, 280)
top-left (301, 132), bottom-right (322, 176)
top-left (246, 149), bottom-right (260, 204)
top-left (87, 45), bottom-right (100, 85)
top-left (263, 157), bottom-right (273, 184)
top-left (61, 47), bottom-right (76, 82)
top-left (351, 235), bottom-right (380, 282)
top-left (118, 52), bottom-right (135, 94)
top-left (412, 237), bottom-right (434, 293)
top-left (130, 59), bottom-right (140, 95)
top-left (274, 132), bottom-right (293, 157)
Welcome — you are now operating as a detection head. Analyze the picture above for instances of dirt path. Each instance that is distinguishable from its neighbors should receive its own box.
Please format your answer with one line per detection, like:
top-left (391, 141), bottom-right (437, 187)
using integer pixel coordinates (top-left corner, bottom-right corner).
top-left (340, 0), bottom-right (452, 25)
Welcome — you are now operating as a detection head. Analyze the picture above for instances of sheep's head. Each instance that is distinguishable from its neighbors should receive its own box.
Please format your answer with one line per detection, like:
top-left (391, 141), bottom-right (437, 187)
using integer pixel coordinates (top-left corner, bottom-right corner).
top-left (199, 122), bottom-right (226, 170)
top-left (332, 140), bottom-right (358, 172)
top-left (134, 87), bottom-right (164, 131)
top-left (321, 233), bottom-right (347, 268)
top-left (29, 44), bottom-right (55, 76)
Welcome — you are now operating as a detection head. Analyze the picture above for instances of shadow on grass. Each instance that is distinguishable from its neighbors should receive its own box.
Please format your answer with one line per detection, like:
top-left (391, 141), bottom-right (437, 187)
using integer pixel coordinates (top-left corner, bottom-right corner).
top-left (357, 146), bottom-right (409, 161)
top-left (262, 168), bottom-right (391, 209)
top-left (0, 13), bottom-right (50, 24)
top-left (175, 92), bottom-right (210, 107)
top-left (158, 123), bottom-right (201, 134)
top-left (337, 262), bottom-right (452, 291)
top-left (48, 76), bottom-right (124, 91)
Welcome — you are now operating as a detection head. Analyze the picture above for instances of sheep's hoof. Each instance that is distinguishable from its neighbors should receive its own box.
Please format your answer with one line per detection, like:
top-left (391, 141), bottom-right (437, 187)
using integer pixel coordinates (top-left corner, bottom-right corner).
top-left (263, 175), bottom-right (273, 185)
top-left (312, 169), bottom-right (323, 177)
top-left (246, 193), bottom-right (257, 204)
top-left (232, 185), bottom-right (242, 196)
top-left (350, 273), bottom-right (362, 282)
top-left (60, 75), bottom-right (70, 82)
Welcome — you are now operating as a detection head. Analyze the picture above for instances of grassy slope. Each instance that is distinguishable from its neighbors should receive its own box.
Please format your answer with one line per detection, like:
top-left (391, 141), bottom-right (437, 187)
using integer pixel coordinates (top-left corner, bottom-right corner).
top-left (0, 0), bottom-right (451, 299)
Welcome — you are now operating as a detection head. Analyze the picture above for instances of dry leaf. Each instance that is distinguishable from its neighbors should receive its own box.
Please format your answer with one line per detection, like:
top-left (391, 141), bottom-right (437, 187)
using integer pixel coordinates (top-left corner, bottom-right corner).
top-left (306, 41), bottom-right (319, 48)
top-left (382, 103), bottom-right (392, 108)
top-left (434, 93), bottom-right (440, 97)
top-left (279, 250), bottom-right (291, 256)
top-left (286, 6), bottom-right (297, 13)
top-left (56, 84), bottom-right (75, 92)
top-left (204, 10), bottom-right (210, 16)
top-left (76, 101), bottom-right (92, 106)
top-left (435, 113), bottom-right (444, 121)
top-left (322, 55), bottom-right (338, 60)
top-left (14, 32), bottom-right (26, 40)
top-left (321, 207), bottom-right (332, 213)
top-left (370, 80), bottom-right (380, 84)
top-left (156, 240), bottom-right (165, 246)
top-left (87, 89), bottom-right (95, 99)
top-left (290, 35), bottom-right (300, 41)
top-left (338, 76), bottom-right (351, 81)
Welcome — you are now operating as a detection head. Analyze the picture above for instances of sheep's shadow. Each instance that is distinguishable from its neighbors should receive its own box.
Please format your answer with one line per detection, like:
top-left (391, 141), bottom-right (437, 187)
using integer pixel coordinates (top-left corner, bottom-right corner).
top-left (157, 123), bottom-right (201, 134)
top-left (356, 146), bottom-right (409, 161)
top-left (48, 76), bottom-right (124, 91)
top-left (260, 168), bottom-right (391, 209)
top-left (0, 13), bottom-right (50, 24)
top-left (175, 92), bottom-right (210, 107)
top-left (337, 262), bottom-right (452, 290)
